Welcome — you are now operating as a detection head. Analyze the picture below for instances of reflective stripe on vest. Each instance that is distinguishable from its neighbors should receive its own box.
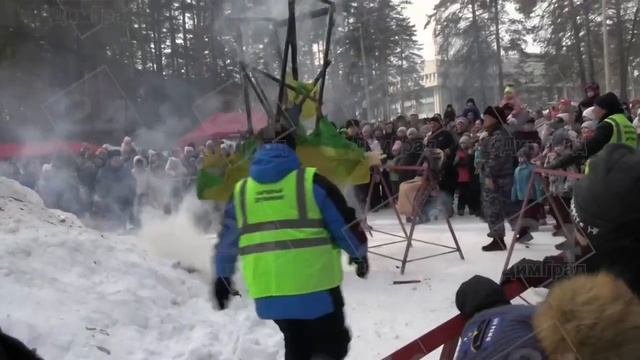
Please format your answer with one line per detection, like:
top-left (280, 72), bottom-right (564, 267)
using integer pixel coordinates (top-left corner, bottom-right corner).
top-left (233, 167), bottom-right (342, 298)
top-left (238, 237), bottom-right (332, 255)
top-left (604, 114), bottom-right (638, 148)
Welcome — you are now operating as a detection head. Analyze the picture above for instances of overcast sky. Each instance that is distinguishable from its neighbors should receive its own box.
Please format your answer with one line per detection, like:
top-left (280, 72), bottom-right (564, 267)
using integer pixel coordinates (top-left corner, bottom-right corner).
top-left (404, 0), bottom-right (436, 61)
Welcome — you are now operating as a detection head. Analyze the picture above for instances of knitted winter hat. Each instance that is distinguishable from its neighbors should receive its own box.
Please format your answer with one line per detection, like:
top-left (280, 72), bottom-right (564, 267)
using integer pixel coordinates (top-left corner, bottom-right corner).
top-left (582, 107), bottom-right (598, 121)
top-left (581, 120), bottom-right (596, 130)
top-left (428, 115), bottom-right (442, 125)
top-left (594, 92), bottom-right (624, 116)
top-left (133, 155), bottom-right (146, 167)
top-left (345, 119), bottom-right (360, 129)
top-left (551, 129), bottom-right (571, 147)
top-left (455, 275), bottom-right (510, 318)
top-left (483, 106), bottom-right (506, 124)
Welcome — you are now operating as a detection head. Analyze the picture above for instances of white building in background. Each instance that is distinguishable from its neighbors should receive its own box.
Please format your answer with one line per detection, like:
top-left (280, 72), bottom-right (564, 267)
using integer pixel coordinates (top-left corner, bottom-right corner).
top-left (387, 59), bottom-right (450, 117)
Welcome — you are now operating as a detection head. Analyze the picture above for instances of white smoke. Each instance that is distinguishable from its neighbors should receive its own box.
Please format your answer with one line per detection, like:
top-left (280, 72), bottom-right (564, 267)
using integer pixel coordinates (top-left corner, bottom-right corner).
top-left (135, 191), bottom-right (222, 280)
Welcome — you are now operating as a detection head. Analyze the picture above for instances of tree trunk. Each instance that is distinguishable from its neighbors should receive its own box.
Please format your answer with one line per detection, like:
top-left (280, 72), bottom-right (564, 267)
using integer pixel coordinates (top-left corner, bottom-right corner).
top-left (168, 6), bottom-right (178, 75)
top-left (621, 3), bottom-right (640, 100)
top-left (492, 0), bottom-right (504, 100)
top-left (151, 0), bottom-right (164, 74)
top-left (208, 0), bottom-right (220, 83)
top-left (192, 0), bottom-right (206, 80)
top-left (399, 39), bottom-right (405, 115)
top-left (471, 0), bottom-right (487, 106)
top-left (569, 0), bottom-right (587, 88)
top-left (581, 0), bottom-right (596, 82)
top-left (137, 0), bottom-right (149, 71)
top-left (181, 0), bottom-right (190, 79)
top-left (614, 0), bottom-right (625, 98)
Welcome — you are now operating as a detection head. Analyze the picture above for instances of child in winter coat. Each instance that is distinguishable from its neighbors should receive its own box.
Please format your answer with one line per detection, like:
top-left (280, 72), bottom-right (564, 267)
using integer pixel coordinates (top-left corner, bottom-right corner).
top-left (511, 145), bottom-right (544, 242)
top-left (454, 136), bottom-right (474, 216)
top-left (544, 130), bottom-right (579, 246)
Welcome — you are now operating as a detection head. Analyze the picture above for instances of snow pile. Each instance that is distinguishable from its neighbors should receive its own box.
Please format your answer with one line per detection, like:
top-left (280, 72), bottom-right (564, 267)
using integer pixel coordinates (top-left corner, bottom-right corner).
top-left (1, 175), bottom-right (555, 359)
top-left (0, 177), bottom-right (283, 360)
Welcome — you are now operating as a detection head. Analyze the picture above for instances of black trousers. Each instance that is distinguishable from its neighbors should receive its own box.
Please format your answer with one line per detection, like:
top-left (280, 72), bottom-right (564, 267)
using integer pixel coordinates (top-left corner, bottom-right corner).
top-left (457, 181), bottom-right (470, 212)
top-left (274, 308), bottom-right (351, 360)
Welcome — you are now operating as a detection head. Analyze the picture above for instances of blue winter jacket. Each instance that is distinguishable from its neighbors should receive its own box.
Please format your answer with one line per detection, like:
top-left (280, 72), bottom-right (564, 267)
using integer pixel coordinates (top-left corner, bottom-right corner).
top-left (456, 305), bottom-right (547, 359)
top-left (214, 143), bottom-right (366, 320)
top-left (512, 162), bottom-right (544, 201)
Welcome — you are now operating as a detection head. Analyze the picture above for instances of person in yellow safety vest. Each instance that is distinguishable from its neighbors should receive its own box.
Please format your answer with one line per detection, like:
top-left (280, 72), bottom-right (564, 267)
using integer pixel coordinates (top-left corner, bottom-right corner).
top-left (212, 124), bottom-right (369, 360)
top-left (547, 92), bottom-right (638, 170)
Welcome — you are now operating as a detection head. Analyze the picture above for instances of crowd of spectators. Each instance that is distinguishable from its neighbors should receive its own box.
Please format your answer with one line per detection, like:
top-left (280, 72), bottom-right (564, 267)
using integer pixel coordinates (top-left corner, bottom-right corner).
top-left (0, 137), bottom-right (236, 231)
top-left (338, 84), bottom-right (640, 251)
top-left (2, 83), bottom-right (639, 239)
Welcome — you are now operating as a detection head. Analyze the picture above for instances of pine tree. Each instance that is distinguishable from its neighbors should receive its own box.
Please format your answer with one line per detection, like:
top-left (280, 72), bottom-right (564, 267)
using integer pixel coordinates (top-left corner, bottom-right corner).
top-left (427, 0), bottom-right (496, 106)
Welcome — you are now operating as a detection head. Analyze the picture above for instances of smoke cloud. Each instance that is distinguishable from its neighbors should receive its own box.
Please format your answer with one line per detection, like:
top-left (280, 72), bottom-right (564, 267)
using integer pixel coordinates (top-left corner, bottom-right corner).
top-left (136, 192), bottom-right (220, 279)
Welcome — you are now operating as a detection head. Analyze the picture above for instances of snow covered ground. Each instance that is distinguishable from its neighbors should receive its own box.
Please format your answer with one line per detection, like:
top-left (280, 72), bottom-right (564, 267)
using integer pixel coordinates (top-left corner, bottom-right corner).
top-left (1, 177), bottom-right (553, 359)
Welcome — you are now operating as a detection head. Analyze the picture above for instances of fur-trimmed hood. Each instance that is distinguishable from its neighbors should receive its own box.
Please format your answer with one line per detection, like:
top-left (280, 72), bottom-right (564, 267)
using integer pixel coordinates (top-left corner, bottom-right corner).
top-left (533, 272), bottom-right (640, 360)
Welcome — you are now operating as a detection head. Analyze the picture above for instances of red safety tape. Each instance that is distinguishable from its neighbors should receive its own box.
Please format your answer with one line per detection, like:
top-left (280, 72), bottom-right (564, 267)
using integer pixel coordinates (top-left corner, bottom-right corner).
top-left (382, 281), bottom-right (528, 360)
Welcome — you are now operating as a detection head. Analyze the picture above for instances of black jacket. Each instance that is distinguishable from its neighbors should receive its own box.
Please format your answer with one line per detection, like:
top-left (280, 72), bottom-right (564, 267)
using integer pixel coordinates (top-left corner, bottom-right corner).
top-left (314, 173), bottom-right (367, 246)
top-left (345, 135), bottom-right (367, 150)
top-left (479, 126), bottom-right (515, 179)
top-left (426, 128), bottom-right (457, 154)
top-left (426, 128), bottom-right (458, 181)
top-left (398, 138), bottom-right (425, 182)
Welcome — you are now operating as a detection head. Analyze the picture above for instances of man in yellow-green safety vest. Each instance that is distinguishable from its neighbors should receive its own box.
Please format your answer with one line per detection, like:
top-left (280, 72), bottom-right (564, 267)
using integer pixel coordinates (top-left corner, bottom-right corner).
top-left (212, 124), bottom-right (369, 360)
top-left (548, 92), bottom-right (638, 170)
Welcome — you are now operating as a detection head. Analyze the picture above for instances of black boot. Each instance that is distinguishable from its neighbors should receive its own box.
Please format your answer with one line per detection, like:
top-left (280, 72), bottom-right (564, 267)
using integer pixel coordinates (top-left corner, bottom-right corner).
top-left (482, 237), bottom-right (506, 251)
top-left (516, 227), bottom-right (533, 243)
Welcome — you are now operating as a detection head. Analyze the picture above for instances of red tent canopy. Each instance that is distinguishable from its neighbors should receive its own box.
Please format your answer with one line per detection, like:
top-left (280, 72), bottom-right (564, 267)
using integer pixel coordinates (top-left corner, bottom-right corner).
top-left (179, 111), bottom-right (268, 146)
top-left (0, 141), bottom-right (99, 160)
